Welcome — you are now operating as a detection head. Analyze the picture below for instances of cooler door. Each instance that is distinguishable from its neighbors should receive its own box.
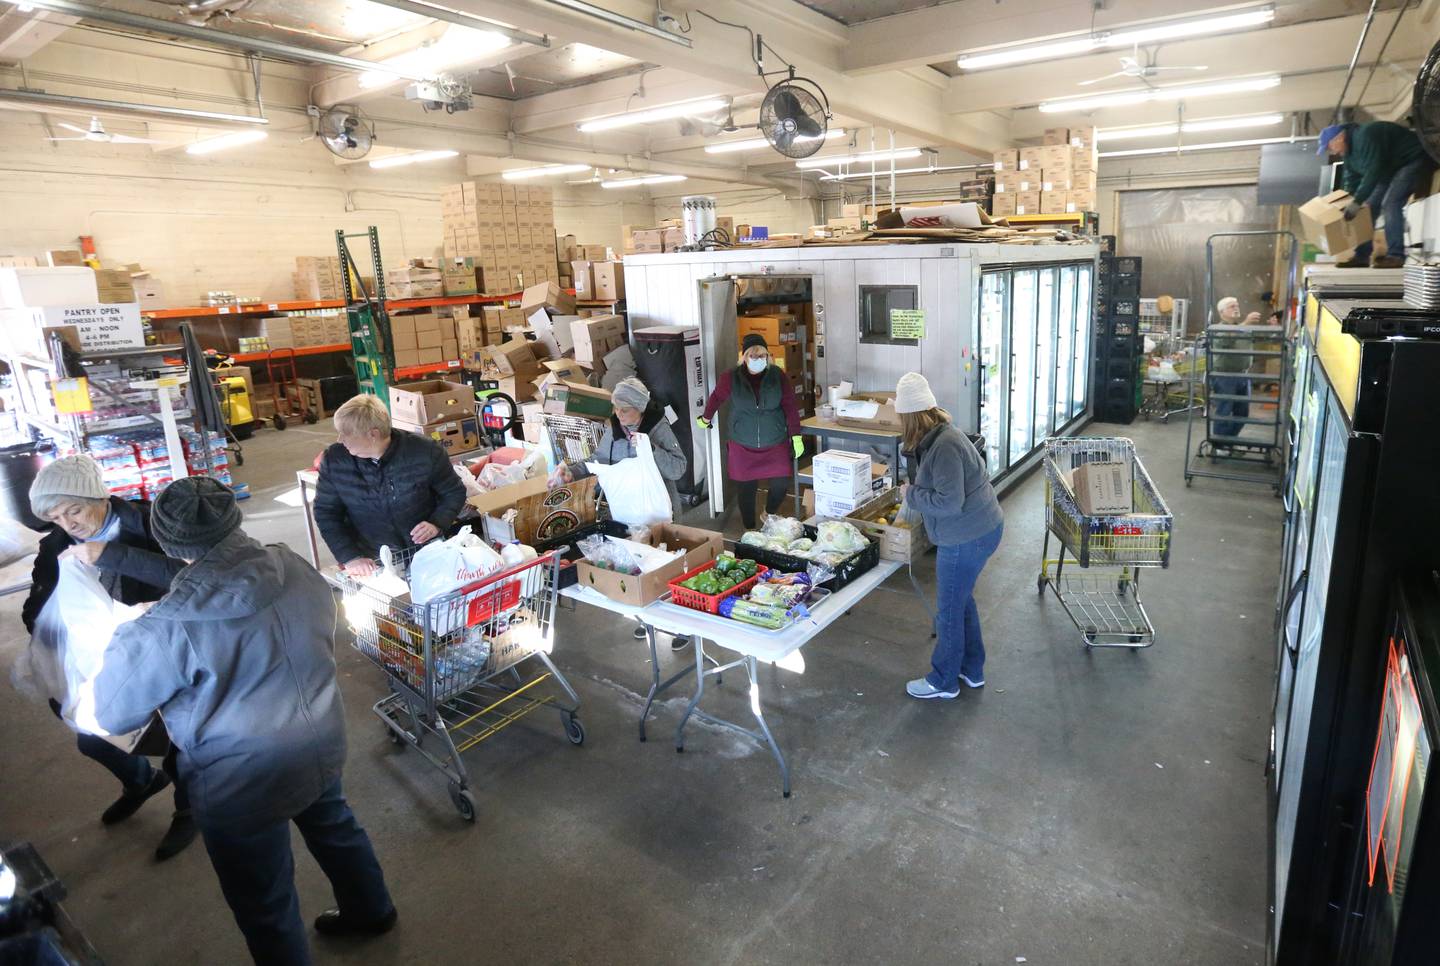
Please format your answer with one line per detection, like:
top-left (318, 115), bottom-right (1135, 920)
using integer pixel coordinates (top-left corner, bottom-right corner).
top-left (697, 276), bottom-right (737, 517)
top-left (1007, 268), bottom-right (1038, 467)
top-left (977, 270), bottom-right (1008, 473)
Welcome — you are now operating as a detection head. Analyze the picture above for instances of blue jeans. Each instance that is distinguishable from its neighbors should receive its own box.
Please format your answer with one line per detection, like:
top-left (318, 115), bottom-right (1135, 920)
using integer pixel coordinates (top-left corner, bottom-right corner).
top-left (200, 780), bottom-right (393, 966)
top-left (1354, 158), bottom-right (1427, 260)
top-left (927, 522), bottom-right (1003, 689)
top-left (1210, 375), bottom-right (1251, 439)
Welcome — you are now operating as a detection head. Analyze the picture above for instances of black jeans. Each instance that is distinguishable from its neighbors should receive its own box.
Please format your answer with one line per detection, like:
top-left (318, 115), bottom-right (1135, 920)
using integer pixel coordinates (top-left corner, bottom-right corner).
top-left (49, 699), bottom-right (188, 811)
top-left (735, 477), bottom-right (790, 530)
top-left (200, 779), bottom-right (393, 966)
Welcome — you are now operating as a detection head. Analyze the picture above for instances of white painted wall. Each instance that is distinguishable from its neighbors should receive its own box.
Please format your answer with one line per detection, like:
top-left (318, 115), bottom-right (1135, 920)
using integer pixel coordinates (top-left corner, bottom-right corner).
top-left (650, 183), bottom-right (820, 238)
top-left (551, 185), bottom-right (654, 249)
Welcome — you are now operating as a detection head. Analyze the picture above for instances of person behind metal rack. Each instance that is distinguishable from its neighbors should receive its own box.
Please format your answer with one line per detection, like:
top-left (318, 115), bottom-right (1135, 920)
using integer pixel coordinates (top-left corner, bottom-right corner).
top-left (22, 454), bottom-right (195, 861)
top-left (314, 393), bottom-right (467, 575)
top-left (1209, 296), bottom-right (1260, 442)
top-left (86, 476), bottom-right (396, 966)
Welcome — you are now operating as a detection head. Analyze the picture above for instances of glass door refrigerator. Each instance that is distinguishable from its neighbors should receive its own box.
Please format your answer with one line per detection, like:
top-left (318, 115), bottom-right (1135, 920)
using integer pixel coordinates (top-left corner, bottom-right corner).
top-left (976, 262), bottom-right (1093, 484)
top-left (1270, 295), bottom-right (1440, 964)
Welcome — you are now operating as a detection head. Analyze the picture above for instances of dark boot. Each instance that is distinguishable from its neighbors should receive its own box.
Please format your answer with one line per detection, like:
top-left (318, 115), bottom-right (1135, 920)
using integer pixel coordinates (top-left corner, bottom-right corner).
top-left (155, 810), bottom-right (197, 861)
top-left (1372, 254), bottom-right (1405, 269)
top-left (1335, 254), bottom-right (1369, 268)
top-left (670, 635), bottom-right (692, 651)
top-left (101, 770), bottom-right (171, 826)
top-left (314, 907), bottom-right (397, 937)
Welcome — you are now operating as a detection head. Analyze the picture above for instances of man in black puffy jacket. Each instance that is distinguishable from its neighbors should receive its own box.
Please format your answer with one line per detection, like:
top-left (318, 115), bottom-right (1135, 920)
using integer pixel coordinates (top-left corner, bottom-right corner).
top-left (314, 394), bottom-right (467, 575)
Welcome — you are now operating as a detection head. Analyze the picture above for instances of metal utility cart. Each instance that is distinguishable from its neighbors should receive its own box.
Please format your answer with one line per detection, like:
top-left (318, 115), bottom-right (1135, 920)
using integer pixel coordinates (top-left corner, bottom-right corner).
top-left (332, 548), bottom-right (583, 821)
top-left (1037, 436), bottom-right (1173, 650)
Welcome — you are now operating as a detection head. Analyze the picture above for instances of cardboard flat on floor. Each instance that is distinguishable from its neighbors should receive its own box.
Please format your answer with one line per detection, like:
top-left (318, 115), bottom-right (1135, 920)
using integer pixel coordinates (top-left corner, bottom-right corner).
top-left (389, 379), bottom-right (474, 424)
top-left (468, 474), bottom-right (600, 546)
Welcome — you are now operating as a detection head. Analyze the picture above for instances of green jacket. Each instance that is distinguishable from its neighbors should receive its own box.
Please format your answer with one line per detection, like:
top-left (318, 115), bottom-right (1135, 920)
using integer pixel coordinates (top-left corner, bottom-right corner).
top-left (1342, 121), bottom-right (1427, 205)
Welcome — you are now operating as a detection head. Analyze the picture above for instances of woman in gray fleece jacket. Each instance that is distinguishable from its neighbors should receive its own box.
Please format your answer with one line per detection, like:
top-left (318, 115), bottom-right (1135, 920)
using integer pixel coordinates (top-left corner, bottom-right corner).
top-left (894, 373), bottom-right (1004, 700)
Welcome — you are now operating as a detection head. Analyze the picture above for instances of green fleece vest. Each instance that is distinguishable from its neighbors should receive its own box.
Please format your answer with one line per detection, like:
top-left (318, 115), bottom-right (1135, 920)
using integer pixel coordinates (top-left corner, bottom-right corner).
top-left (728, 365), bottom-right (787, 448)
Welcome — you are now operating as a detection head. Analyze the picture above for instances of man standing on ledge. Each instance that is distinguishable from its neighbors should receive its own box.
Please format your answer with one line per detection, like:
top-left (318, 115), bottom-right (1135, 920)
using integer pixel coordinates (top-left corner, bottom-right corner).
top-left (1319, 120), bottom-right (1431, 269)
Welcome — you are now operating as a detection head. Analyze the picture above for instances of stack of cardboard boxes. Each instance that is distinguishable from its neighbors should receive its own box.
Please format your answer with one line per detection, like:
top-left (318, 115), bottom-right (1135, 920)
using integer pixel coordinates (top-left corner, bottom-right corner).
top-left (260, 310), bottom-right (349, 350)
top-left (388, 379), bottom-right (480, 456)
top-left (991, 126), bottom-right (1098, 217)
top-left (568, 259), bottom-right (627, 302)
top-left (385, 261), bottom-right (444, 300)
top-left (93, 268), bottom-right (136, 304)
top-left (387, 312), bottom-right (459, 370)
top-left (293, 256), bottom-right (344, 301)
top-left (474, 338), bottom-right (546, 402)
top-left (441, 181), bottom-right (559, 296)
top-left (811, 449), bottom-right (876, 519)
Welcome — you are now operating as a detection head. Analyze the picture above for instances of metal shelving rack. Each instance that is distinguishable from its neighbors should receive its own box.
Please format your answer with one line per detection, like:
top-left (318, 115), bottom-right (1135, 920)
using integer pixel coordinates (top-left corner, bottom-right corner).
top-left (337, 226), bottom-right (396, 404)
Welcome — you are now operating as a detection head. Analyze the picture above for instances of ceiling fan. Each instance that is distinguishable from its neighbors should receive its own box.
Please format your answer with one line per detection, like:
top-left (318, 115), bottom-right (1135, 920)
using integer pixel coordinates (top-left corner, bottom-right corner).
top-left (1078, 45), bottom-right (1208, 87)
top-left (46, 116), bottom-right (164, 144)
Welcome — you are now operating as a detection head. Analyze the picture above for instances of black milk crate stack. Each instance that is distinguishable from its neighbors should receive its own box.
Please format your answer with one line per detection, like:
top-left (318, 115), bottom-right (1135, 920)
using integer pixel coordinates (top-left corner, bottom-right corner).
top-left (1094, 253), bottom-right (1144, 424)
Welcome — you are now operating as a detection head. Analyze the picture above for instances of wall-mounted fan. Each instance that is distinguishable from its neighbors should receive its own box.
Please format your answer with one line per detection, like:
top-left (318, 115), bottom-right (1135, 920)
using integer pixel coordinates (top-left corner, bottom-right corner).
top-left (1078, 45), bottom-right (1207, 87)
top-left (1414, 39), bottom-right (1440, 163)
top-left (47, 116), bottom-right (163, 144)
top-left (314, 107), bottom-right (374, 160)
top-left (759, 70), bottom-right (831, 159)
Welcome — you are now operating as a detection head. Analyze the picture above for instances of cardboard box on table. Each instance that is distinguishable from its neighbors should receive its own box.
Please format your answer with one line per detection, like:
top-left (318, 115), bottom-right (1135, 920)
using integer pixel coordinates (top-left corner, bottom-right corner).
top-left (574, 523), bottom-right (725, 606)
top-left (393, 415), bottom-right (480, 456)
top-left (467, 474), bottom-right (600, 546)
top-left (841, 487), bottom-right (931, 562)
top-left (1298, 190), bottom-right (1374, 256)
top-left (812, 449), bottom-right (873, 501)
top-left (388, 379), bottom-right (474, 425)
top-left (834, 392), bottom-right (903, 432)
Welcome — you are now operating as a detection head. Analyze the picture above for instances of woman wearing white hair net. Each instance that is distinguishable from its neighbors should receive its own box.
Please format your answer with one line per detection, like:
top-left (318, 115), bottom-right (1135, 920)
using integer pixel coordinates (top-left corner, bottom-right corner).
top-left (549, 376), bottom-right (689, 518)
top-left (1210, 297), bottom-right (1261, 442)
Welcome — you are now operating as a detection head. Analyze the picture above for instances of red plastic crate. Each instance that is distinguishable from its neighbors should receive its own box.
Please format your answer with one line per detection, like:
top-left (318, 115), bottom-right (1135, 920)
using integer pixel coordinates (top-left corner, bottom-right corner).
top-left (667, 560), bottom-right (768, 614)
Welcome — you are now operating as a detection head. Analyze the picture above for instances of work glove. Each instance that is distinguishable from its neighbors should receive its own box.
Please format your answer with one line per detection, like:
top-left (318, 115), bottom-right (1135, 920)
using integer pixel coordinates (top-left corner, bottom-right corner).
top-left (791, 435), bottom-right (804, 459)
top-left (696, 416), bottom-right (711, 430)
top-left (1342, 200), bottom-right (1362, 221)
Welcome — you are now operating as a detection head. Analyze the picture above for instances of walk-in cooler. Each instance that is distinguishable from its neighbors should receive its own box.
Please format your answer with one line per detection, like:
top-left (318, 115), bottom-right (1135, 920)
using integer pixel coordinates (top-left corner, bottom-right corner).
top-left (622, 241), bottom-right (1100, 513)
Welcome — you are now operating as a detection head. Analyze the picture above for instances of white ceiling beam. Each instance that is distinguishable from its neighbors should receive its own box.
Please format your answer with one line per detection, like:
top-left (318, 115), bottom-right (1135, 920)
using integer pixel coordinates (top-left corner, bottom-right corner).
top-left (507, 66), bottom-right (748, 135)
top-left (0, 7), bottom-right (76, 61)
top-left (844, 0), bottom-right (1367, 76)
top-left (458, 137), bottom-right (804, 192)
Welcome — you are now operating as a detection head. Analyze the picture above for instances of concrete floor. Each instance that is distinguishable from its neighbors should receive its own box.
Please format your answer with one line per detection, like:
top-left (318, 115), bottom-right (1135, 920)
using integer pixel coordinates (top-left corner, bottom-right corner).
top-left (0, 415), bottom-right (1280, 966)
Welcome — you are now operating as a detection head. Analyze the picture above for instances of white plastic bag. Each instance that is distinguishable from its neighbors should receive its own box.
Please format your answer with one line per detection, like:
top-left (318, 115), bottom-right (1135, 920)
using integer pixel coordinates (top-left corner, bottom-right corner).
top-left (341, 545), bottom-right (410, 631)
top-left (14, 557), bottom-right (148, 744)
top-left (586, 434), bottom-right (671, 528)
top-left (409, 526), bottom-right (504, 604)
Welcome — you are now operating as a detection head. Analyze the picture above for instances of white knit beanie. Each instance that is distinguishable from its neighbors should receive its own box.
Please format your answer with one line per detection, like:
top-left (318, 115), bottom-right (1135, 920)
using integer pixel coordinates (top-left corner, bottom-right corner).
top-left (894, 372), bottom-right (938, 414)
top-left (30, 454), bottom-right (108, 517)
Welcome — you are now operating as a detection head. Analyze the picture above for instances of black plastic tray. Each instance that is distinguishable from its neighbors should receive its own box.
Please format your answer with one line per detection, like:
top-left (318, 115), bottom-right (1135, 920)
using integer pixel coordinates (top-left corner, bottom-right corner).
top-left (733, 523), bottom-right (880, 592)
top-left (535, 518), bottom-right (629, 589)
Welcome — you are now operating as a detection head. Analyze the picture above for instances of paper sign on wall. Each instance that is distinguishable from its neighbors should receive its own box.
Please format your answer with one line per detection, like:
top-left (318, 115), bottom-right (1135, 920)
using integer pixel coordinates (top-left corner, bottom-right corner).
top-left (52, 376), bottom-right (93, 414)
top-left (890, 308), bottom-right (926, 339)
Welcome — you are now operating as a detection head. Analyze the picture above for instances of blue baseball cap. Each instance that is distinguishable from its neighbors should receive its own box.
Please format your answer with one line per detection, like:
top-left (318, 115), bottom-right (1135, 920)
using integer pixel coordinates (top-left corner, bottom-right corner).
top-left (1317, 123), bottom-right (1346, 156)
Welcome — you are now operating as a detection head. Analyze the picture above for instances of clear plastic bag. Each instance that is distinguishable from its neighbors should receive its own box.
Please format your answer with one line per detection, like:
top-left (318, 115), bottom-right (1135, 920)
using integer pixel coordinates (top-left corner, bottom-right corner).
top-left (760, 515), bottom-right (805, 543)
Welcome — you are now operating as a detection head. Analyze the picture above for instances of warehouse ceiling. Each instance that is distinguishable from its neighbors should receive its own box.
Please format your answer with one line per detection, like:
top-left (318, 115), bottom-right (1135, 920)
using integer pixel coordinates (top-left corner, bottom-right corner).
top-left (0, 0), bottom-right (1434, 191)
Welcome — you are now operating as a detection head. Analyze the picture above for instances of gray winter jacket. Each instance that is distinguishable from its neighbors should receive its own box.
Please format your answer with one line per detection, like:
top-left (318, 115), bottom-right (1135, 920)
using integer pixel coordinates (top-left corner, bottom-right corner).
top-left (904, 422), bottom-right (1004, 546)
top-left (568, 403), bottom-right (688, 519)
top-left (91, 531), bottom-right (347, 833)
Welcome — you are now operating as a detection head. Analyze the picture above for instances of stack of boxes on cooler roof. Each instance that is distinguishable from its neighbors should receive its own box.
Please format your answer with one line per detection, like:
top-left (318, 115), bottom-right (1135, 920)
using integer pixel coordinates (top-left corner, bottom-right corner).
top-left (1093, 253), bottom-right (1144, 424)
top-left (440, 181), bottom-right (560, 296)
top-left (990, 126), bottom-right (1098, 218)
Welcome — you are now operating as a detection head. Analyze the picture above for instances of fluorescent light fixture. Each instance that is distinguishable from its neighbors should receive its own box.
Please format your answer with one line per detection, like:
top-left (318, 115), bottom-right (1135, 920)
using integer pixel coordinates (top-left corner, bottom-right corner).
top-left (185, 129), bottom-right (268, 155)
top-left (368, 149), bottom-right (460, 169)
top-left (578, 97), bottom-right (728, 133)
top-left (795, 147), bottom-right (922, 170)
top-left (501, 163), bottom-right (594, 180)
top-left (599, 174), bottom-right (688, 189)
top-left (705, 129), bottom-right (847, 154)
top-left (358, 26), bottom-right (510, 90)
top-left (1100, 134), bottom-right (1314, 159)
top-left (1038, 74), bottom-right (1280, 113)
top-left (1096, 113), bottom-right (1284, 142)
top-left (958, 6), bottom-right (1274, 71)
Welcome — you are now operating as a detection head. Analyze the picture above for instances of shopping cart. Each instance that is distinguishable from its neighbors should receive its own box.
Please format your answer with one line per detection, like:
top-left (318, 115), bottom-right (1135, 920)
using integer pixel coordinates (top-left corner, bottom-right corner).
top-left (332, 548), bottom-right (583, 821)
top-left (543, 411), bottom-right (607, 463)
top-left (1037, 437), bottom-right (1173, 650)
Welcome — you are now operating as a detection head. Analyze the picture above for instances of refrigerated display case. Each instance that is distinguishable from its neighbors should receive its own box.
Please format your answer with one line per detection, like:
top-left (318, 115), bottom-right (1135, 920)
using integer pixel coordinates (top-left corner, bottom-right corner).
top-left (1269, 291), bottom-right (1440, 964)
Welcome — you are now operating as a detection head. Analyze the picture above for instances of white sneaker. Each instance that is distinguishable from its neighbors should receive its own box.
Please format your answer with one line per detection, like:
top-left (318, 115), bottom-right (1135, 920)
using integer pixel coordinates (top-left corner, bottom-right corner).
top-left (906, 677), bottom-right (959, 700)
top-left (959, 673), bottom-right (985, 689)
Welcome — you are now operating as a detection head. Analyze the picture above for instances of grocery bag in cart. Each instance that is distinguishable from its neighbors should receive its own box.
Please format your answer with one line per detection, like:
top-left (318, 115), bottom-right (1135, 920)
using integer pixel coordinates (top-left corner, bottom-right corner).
top-left (409, 526), bottom-right (515, 633)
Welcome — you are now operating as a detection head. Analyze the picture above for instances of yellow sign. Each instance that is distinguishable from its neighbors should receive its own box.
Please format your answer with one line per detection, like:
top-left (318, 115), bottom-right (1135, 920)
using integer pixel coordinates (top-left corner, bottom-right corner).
top-left (890, 309), bottom-right (926, 339)
top-left (52, 377), bottom-right (93, 414)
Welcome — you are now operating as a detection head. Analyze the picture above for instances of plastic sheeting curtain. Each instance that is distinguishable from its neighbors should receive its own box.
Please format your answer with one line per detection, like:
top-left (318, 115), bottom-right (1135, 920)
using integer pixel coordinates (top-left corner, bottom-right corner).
top-left (1118, 185), bottom-right (1283, 331)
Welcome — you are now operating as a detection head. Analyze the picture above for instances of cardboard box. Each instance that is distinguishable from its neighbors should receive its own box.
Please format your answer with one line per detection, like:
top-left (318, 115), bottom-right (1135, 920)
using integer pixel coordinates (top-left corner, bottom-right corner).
top-left (477, 339), bottom-right (540, 378)
top-left (1068, 169), bottom-right (1097, 191)
top-left (417, 329), bottom-right (443, 350)
top-left (1042, 127), bottom-right (1070, 146)
top-left (0, 266), bottom-right (100, 308)
top-left (1016, 190), bottom-right (1042, 213)
top-left (814, 492), bottom-right (872, 519)
top-left (1069, 144), bottom-right (1099, 172)
top-left (812, 449), bottom-right (872, 501)
top-left (738, 313), bottom-right (799, 346)
top-left (993, 149), bottom-right (1020, 172)
top-left (46, 250), bottom-right (85, 267)
top-left (1298, 190), bottom-right (1374, 256)
top-left (991, 194), bottom-right (1017, 217)
top-left (591, 261), bottom-right (625, 301)
top-left (574, 523), bottom-right (725, 606)
top-left (834, 392), bottom-right (903, 432)
top-left (1019, 146), bottom-right (1044, 170)
top-left (394, 416), bottom-right (480, 455)
top-left (388, 379), bottom-right (474, 424)
top-left (1040, 190), bottom-right (1068, 214)
top-left (1069, 125), bottom-right (1097, 149)
top-left (570, 261), bottom-right (593, 299)
top-left (1066, 189), bottom-right (1097, 212)
top-left (533, 358), bottom-right (588, 396)
top-left (844, 487), bottom-right (931, 562)
top-left (771, 343), bottom-right (804, 376)
top-left (995, 171), bottom-right (1029, 193)
top-left (0, 302), bottom-right (144, 352)
top-left (442, 338), bottom-right (459, 360)
top-left (393, 348), bottom-right (421, 368)
top-left (570, 314), bottom-right (626, 365)
top-left (581, 245), bottom-right (609, 261)
top-left (388, 317), bottom-right (419, 352)
top-left (92, 269), bottom-right (131, 304)
top-left (415, 347), bottom-right (444, 365)
top-left (540, 381), bottom-right (612, 420)
top-left (468, 474), bottom-right (599, 546)
top-left (520, 280), bottom-right (576, 316)
top-left (631, 229), bottom-right (664, 254)
top-left (1066, 459), bottom-right (1133, 515)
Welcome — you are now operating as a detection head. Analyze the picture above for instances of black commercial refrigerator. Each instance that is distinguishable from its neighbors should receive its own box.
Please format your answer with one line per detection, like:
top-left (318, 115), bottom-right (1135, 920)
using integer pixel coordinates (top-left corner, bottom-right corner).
top-left (1270, 294), bottom-right (1440, 963)
top-left (631, 324), bottom-right (705, 504)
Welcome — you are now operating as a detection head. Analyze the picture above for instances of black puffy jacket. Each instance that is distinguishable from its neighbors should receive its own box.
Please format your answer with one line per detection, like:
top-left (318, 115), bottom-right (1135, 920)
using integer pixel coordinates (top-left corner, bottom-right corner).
top-left (22, 497), bottom-right (185, 634)
top-left (313, 429), bottom-right (467, 564)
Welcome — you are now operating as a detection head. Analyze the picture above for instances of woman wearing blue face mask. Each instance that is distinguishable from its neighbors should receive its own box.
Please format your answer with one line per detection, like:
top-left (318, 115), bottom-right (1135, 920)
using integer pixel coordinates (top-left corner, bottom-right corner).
top-left (698, 333), bottom-right (803, 530)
